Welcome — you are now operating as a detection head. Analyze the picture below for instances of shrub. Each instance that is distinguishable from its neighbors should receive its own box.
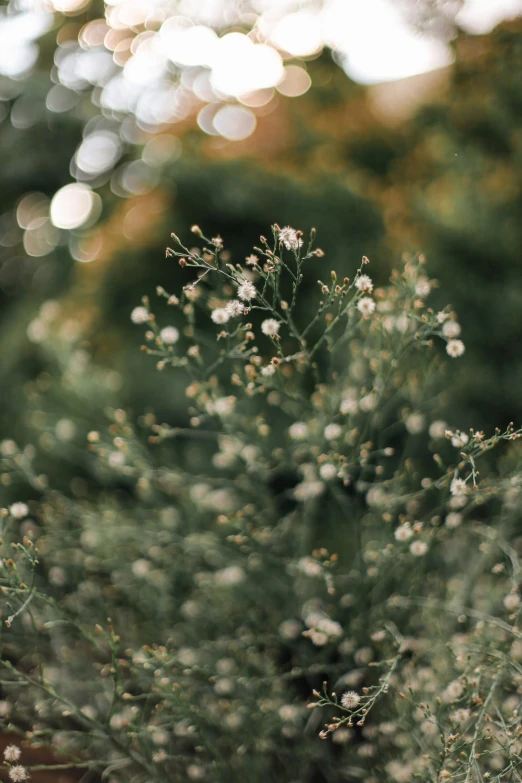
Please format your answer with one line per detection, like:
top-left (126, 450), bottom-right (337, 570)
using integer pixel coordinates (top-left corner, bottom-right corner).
top-left (0, 225), bottom-right (521, 783)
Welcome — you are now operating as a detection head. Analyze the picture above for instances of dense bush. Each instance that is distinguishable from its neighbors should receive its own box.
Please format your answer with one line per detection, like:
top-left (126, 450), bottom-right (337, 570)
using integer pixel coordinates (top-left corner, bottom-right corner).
top-left (1, 225), bottom-right (521, 783)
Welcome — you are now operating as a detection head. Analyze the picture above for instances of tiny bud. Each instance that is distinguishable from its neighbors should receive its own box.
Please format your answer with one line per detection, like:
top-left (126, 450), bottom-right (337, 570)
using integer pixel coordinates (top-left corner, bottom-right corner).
top-left (179, 258), bottom-right (187, 268)
top-left (330, 270), bottom-right (336, 281)
top-left (191, 225), bottom-right (202, 236)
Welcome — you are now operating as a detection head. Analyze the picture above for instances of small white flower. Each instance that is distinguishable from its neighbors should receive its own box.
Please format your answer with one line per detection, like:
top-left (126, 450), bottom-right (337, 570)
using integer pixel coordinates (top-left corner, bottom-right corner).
top-left (261, 364), bottom-right (276, 377)
top-left (214, 397), bottom-right (236, 417)
top-left (324, 423), bottom-right (342, 440)
top-left (319, 463), bottom-right (337, 481)
top-left (0, 440), bottom-right (17, 456)
top-left (211, 308), bottom-right (230, 325)
top-left (3, 746), bottom-right (21, 763)
top-left (341, 691), bottom-right (361, 710)
top-left (451, 432), bottom-right (469, 448)
top-left (8, 767), bottom-right (29, 783)
top-left (357, 297), bottom-right (375, 318)
top-left (445, 512), bottom-right (462, 529)
top-left (214, 566), bottom-right (245, 586)
top-left (442, 320), bottom-right (461, 338)
top-left (9, 503), bottom-right (29, 519)
top-left (225, 299), bottom-right (244, 318)
top-left (429, 420), bottom-right (447, 439)
top-left (406, 413), bottom-right (425, 435)
top-left (237, 281), bottom-right (257, 301)
top-left (278, 226), bottom-right (303, 251)
top-left (436, 311), bottom-right (449, 323)
top-left (130, 306), bottom-right (149, 324)
top-left (503, 594), bottom-right (521, 612)
top-left (442, 680), bottom-right (464, 703)
top-left (415, 278), bottom-right (431, 297)
top-left (451, 708), bottom-right (470, 724)
top-left (450, 478), bottom-right (469, 496)
top-left (410, 540), bottom-right (428, 556)
top-left (394, 523), bottom-right (413, 542)
top-left (294, 480), bottom-right (325, 502)
top-left (355, 275), bottom-right (373, 293)
top-left (309, 630), bottom-right (328, 646)
top-left (297, 557), bottom-right (322, 577)
top-left (446, 339), bottom-right (465, 358)
top-left (261, 319), bottom-right (280, 337)
top-left (160, 326), bottom-right (179, 344)
top-left (288, 422), bottom-right (308, 440)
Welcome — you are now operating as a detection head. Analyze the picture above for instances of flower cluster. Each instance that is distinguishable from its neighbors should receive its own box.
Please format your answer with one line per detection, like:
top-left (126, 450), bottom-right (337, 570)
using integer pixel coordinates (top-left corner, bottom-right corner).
top-left (0, 225), bottom-right (520, 783)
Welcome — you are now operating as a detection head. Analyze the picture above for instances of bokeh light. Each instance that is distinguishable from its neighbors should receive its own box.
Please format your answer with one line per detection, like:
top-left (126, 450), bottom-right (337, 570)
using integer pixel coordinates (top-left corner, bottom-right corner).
top-left (50, 183), bottom-right (101, 230)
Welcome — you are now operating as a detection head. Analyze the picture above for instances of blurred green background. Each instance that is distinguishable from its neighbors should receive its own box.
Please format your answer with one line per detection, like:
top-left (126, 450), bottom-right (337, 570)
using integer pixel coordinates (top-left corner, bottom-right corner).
top-left (1, 0), bottom-right (521, 463)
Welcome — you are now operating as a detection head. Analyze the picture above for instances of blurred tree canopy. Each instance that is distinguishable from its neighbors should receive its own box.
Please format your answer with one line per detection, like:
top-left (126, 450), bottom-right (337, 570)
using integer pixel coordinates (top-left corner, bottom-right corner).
top-left (0, 15), bottom-right (521, 457)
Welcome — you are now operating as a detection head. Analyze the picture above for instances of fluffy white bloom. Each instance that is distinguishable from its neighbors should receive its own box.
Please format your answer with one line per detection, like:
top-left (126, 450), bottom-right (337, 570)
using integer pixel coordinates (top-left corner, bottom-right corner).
top-left (429, 420), bottom-right (447, 439)
top-left (309, 630), bottom-right (328, 646)
top-left (237, 281), bottom-right (257, 301)
top-left (446, 339), bottom-right (465, 358)
top-left (332, 727), bottom-right (352, 745)
top-left (294, 480), bottom-right (325, 501)
top-left (340, 691), bottom-right (361, 710)
top-left (9, 503), bottom-right (29, 519)
top-left (503, 593), bottom-right (521, 612)
top-left (261, 364), bottom-right (276, 377)
top-left (359, 393), bottom-right (376, 412)
top-left (211, 308), bottom-right (230, 325)
top-left (442, 680), bottom-right (464, 703)
top-left (317, 617), bottom-right (343, 637)
top-left (214, 566), bottom-right (245, 586)
top-left (357, 297), bottom-right (376, 318)
top-left (160, 326), bottom-right (179, 344)
top-left (319, 463), bottom-right (337, 481)
top-left (451, 708), bottom-right (471, 724)
top-left (225, 300), bottom-right (244, 317)
top-left (8, 767), bottom-right (28, 782)
top-left (394, 523), bottom-right (413, 542)
top-left (410, 540), bottom-right (428, 556)
top-left (445, 512), bottom-right (462, 528)
top-left (297, 557), bottom-right (322, 577)
top-left (442, 320), bottom-right (461, 338)
top-left (415, 278), bottom-right (431, 297)
top-left (451, 432), bottom-right (469, 448)
top-left (324, 423), bottom-right (342, 440)
top-left (3, 746), bottom-right (21, 763)
top-left (132, 559), bottom-right (151, 577)
top-left (130, 306), bottom-right (149, 324)
top-left (450, 478), bottom-right (469, 496)
top-left (261, 318), bottom-right (280, 336)
top-left (405, 413), bottom-right (425, 435)
top-left (214, 397), bottom-right (236, 417)
top-left (355, 274), bottom-right (373, 293)
top-left (288, 422), bottom-right (308, 440)
top-left (0, 440), bottom-right (17, 456)
top-left (395, 313), bottom-right (409, 333)
top-left (278, 226), bottom-right (303, 250)
top-left (340, 393), bottom-right (358, 415)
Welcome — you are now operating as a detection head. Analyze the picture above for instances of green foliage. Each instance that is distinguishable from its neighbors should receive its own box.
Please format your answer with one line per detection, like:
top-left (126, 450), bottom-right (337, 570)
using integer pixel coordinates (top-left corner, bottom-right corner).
top-left (0, 226), bottom-right (521, 783)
